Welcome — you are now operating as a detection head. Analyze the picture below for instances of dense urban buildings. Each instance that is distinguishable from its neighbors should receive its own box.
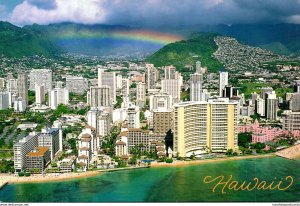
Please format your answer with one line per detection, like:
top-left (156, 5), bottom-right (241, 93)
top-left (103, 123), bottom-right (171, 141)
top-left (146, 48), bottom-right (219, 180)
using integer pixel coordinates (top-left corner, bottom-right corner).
top-left (29, 69), bottom-right (52, 91)
top-left (65, 76), bottom-right (88, 94)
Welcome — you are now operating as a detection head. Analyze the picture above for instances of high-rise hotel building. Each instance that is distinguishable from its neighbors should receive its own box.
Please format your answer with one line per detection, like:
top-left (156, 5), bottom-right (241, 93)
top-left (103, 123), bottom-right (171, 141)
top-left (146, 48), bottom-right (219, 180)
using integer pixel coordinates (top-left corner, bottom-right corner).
top-left (173, 98), bottom-right (238, 157)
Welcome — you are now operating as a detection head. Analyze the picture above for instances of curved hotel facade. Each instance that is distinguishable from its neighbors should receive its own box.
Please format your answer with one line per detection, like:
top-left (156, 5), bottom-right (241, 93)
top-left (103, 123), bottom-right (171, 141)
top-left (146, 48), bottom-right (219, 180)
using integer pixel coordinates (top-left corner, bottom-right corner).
top-left (173, 98), bottom-right (238, 157)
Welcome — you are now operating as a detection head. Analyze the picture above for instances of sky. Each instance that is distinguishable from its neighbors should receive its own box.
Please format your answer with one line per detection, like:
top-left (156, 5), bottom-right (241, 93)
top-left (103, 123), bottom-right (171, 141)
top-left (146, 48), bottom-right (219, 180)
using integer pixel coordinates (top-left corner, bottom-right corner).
top-left (0, 0), bottom-right (300, 27)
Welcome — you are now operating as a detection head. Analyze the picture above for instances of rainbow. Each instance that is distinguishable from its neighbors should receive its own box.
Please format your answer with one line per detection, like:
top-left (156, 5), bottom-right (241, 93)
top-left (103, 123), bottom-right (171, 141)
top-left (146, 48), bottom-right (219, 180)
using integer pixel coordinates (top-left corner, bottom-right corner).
top-left (53, 29), bottom-right (183, 45)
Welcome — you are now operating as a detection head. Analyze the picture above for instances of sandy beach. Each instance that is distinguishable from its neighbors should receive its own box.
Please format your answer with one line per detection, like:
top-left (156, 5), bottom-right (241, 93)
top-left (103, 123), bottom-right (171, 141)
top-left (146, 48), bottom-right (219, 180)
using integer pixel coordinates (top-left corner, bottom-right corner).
top-left (0, 154), bottom-right (276, 186)
top-left (0, 170), bottom-right (101, 186)
top-left (150, 153), bottom-right (276, 168)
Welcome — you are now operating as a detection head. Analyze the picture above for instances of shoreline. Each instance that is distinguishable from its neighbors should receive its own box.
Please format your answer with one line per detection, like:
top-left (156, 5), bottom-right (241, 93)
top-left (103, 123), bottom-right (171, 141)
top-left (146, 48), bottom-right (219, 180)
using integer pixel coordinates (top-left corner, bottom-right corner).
top-left (150, 153), bottom-right (276, 168)
top-left (0, 170), bottom-right (101, 185)
top-left (0, 153), bottom-right (276, 186)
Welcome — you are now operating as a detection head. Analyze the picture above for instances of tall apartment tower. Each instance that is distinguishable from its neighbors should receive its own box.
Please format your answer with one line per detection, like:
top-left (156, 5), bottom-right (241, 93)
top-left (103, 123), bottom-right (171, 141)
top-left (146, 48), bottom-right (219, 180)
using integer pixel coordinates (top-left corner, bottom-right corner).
top-left (190, 73), bottom-right (203, 101)
top-left (260, 87), bottom-right (273, 99)
top-left (164, 65), bottom-right (177, 80)
top-left (49, 87), bottom-right (69, 109)
top-left (88, 86), bottom-right (111, 109)
top-left (136, 82), bottom-right (146, 108)
top-left (0, 91), bottom-right (9, 110)
top-left (219, 71), bottom-right (228, 97)
top-left (161, 79), bottom-right (181, 103)
top-left (145, 64), bottom-right (159, 90)
top-left (35, 84), bottom-right (45, 106)
top-left (127, 103), bottom-right (140, 129)
top-left (17, 71), bottom-right (28, 106)
top-left (98, 68), bottom-right (116, 103)
top-left (121, 78), bottom-right (130, 96)
top-left (173, 98), bottom-right (238, 157)
top-left (265, 91), bottom-right (278, 121)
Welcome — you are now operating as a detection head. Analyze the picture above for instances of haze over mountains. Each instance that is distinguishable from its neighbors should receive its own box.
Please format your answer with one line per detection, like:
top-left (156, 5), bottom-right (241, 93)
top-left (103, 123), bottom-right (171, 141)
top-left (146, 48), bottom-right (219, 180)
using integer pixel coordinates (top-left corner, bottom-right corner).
top-left (0, 21), bottom-right (300, 58)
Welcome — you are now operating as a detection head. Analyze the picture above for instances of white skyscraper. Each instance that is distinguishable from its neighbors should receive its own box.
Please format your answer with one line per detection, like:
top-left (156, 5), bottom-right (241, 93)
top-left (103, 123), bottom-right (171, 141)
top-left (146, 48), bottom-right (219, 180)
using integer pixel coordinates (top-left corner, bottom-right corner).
top-left (146, 64), bottom-right (159, 90)
top-left (98, 68), bottom-right (116, 103)
top-left (255, 97), bottom-right (265, 116)
top-left (116, 75), bottom-right (123, 89)
top-left (219, 71), bottom-right (228, 96)
top-left (17, 72), bottom-right (28, 106)
top-left (97, 113), bottom-right (111, 137)
top-left (29, 69), bottom-right (52, 92)
top-left (164, 65), bottom-right (177, 80)
top-left (121, 78), bottom-right (130, 96)
top-left (196, 61), bottom-right (201, 74)
top-left (136, 82), bottom-right (146, 108)
top-left (88, 86), bottom-right (111, 109)
top-left (49, 87), bottom-right (69, 109)
top-left (65, 76), bottom-right (88, 94)
top-left (87, 109), bottom-right (99, 129)
top-left (161, 79), bottom-right (181, 103)
top-left (127, 103), bottom-right (140, 129)
top-left (265, 91), bottom-right (278, 121)
top-left (35, 84), bottom-right (45, 106)
top-left (0, 91), bottom-right (9, 110)
top-left (14, 98), bottom-right (26, 112)
top-left (7, 78), bottom-right (18, 94)
top-left (190, 73), bottom-right (203, 101)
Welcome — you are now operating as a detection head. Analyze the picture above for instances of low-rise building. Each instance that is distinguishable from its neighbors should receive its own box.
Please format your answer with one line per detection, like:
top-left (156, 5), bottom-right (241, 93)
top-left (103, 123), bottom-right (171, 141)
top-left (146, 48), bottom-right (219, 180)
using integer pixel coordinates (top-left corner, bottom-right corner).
top-left (59, 156), bottom-right (76, 173)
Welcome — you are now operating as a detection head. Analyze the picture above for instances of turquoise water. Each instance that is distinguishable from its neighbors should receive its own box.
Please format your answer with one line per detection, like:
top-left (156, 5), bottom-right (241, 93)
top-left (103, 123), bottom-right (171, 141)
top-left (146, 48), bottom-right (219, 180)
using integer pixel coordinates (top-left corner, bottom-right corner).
top-left (0, 157), bottom-right (299, 202)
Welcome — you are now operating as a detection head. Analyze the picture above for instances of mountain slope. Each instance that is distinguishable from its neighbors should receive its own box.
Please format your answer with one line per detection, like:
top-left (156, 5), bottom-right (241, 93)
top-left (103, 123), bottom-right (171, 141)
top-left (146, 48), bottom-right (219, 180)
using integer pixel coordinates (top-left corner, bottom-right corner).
top-left (147, 33), bottom-right (223, 72)
top-left (0, 21), bottom-right (60, 58)
top-left (210, 24), bottom-right (300, 56)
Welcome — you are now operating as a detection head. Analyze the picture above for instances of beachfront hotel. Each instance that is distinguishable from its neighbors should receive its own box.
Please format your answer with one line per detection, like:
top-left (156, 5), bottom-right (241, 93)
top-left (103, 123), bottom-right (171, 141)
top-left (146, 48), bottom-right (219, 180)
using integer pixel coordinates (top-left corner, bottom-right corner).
top-left (26, 147), bottom-right (51, 173)
top-left (13, 133), bottom-right (39, 172)
top-left (172, 98), bottom-right (238, 157)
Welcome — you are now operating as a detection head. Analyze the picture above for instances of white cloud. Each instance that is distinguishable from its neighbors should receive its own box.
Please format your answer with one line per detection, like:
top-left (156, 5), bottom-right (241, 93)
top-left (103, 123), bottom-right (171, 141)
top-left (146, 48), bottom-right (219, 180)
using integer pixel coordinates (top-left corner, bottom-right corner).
top-left (5, 0), bottom-right (300, 26)
top-left (287, 15), bottom-right (300, 23)
top-left (9, 0), bottom-right (107, 25)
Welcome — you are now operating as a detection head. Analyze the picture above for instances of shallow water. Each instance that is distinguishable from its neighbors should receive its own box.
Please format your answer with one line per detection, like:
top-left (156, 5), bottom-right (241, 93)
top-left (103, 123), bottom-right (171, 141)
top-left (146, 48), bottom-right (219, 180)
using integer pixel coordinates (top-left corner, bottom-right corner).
top-left (0, 157), bottom-right (299, 202)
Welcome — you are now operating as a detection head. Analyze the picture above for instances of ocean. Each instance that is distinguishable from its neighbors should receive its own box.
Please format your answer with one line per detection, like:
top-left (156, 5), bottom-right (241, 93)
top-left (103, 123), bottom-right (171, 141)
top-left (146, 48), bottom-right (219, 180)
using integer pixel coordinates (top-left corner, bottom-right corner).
top-left (0, 156), bottom-right (299, 202)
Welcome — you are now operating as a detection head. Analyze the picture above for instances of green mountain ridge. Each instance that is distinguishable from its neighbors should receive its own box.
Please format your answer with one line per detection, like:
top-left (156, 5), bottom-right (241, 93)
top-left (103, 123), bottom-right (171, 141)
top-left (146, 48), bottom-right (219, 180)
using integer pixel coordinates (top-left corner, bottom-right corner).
top-left (146, 32), bottom-right (223, 72)
top-left (0, 21), bottom-right (60, 58)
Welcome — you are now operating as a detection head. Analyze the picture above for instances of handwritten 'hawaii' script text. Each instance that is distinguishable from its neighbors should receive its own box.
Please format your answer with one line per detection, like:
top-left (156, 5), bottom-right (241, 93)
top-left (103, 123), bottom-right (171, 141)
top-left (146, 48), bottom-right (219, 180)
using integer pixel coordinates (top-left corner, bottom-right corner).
top-left (203, 175), bottom-right (294, 194)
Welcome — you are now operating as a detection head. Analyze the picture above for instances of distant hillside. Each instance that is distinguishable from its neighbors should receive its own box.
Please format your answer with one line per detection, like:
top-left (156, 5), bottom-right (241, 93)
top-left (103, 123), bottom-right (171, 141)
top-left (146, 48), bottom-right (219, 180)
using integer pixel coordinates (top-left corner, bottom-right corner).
top-left (0, 21), bottom-right (60, 58)
top-left (146, 33), bottom-right (223, 72)
top-left (210, 24), bottom-right (300, 56)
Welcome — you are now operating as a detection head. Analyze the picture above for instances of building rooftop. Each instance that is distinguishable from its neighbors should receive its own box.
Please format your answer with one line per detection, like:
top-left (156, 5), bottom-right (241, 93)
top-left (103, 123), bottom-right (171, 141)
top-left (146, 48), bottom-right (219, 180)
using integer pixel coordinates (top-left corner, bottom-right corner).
top-left (27, 147), bottom-right (49, 157)
top-left (82, 133), bottom-right (91, 138)
top-left (116, 141), bottom-right (126, 146)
